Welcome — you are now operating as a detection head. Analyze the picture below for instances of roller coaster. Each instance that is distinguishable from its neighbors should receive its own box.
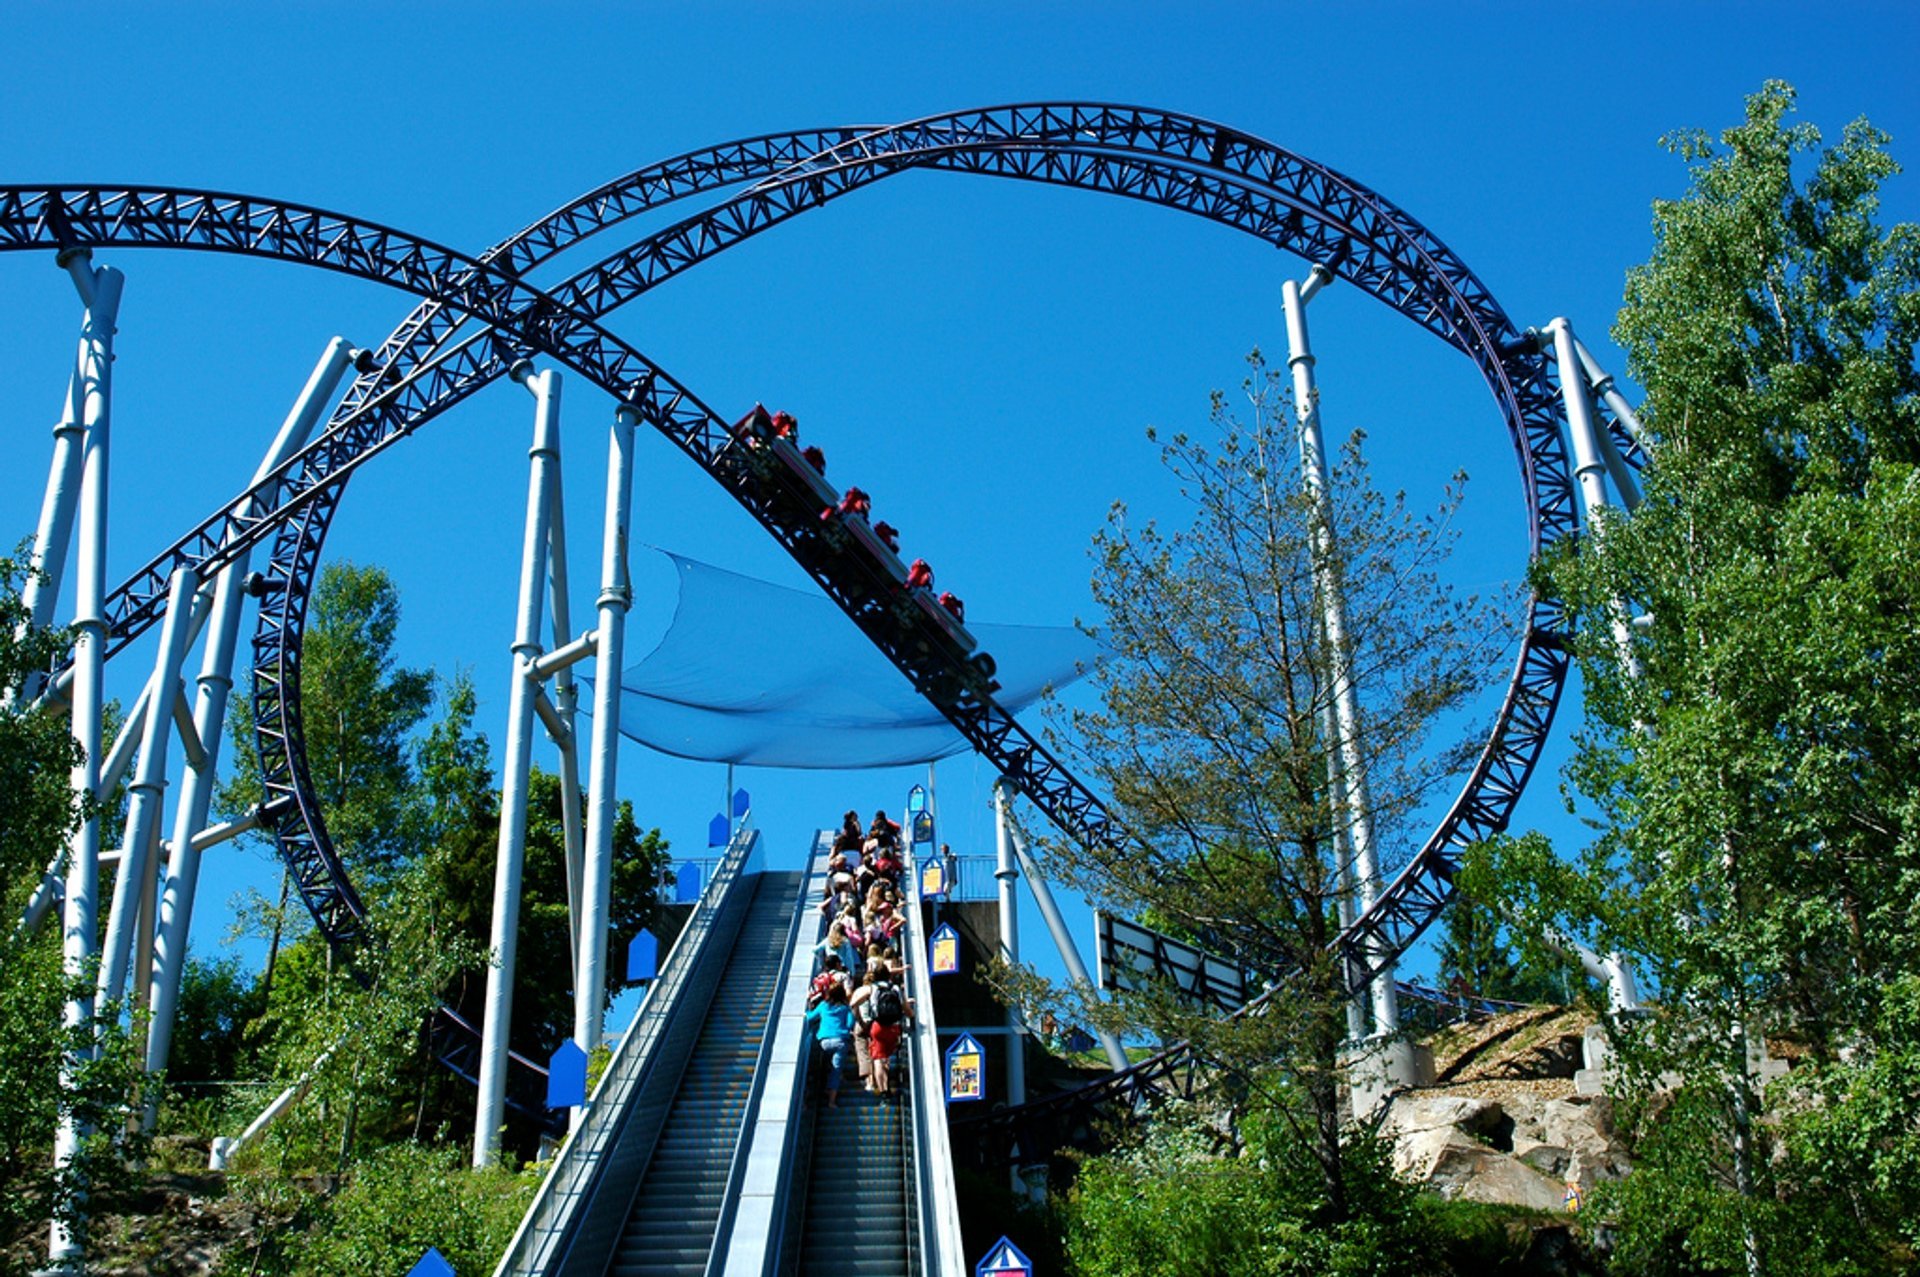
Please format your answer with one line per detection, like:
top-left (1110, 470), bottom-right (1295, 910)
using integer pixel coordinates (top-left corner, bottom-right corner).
top-left (4, 104), bottom-right (1649, 1275)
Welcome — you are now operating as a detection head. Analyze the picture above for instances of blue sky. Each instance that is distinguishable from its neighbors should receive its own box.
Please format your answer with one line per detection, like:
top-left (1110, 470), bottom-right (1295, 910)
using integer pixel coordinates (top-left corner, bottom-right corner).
top-left (3, 3), bottom-right (1916, 1008)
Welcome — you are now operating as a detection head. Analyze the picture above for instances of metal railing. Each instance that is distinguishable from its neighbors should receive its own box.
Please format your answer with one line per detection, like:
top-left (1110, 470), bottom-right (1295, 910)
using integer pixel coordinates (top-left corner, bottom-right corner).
top-left (492, 818), bottom-right (761, 1277)
top-left (901, 844), bottom-right (967, 1275)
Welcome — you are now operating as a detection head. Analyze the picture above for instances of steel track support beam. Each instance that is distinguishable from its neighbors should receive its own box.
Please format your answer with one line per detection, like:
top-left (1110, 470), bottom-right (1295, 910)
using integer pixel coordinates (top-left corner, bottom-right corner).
top-left (97, 565), bottom-right (198, 1011)
top-left (575, 403), bottom-right (638, 1062)
top-left (1004, 811), bottom-right (1130, 1072)
top-left (992, 781), bottom-right (1027, 1109)
top-left (542, 456), bottom-right (588, 961)
top-left (475, 362), bottom-right (561, 1167)
top-left (1284, 265), bottom-right (1399, 1038)
top-left (143, 336), bottom-right (356, 1126)
top-left (50, 259), bottom-right (122, 1273)
top-left (1545, 318), bottom-right (1641, 1015)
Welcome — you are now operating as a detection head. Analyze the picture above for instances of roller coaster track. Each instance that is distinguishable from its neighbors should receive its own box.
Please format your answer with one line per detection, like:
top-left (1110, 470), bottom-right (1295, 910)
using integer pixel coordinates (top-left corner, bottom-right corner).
top-left (2, 103), bottom-right (1614, 1144)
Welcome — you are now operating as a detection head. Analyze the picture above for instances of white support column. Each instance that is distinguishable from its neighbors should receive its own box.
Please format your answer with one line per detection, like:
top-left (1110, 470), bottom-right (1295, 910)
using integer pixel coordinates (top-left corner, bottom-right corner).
top-left (1004, 815), bottom-right (1130, 1073)
top-left (96, 567), bottom-right (198, 1011)
top-left (50, 259), bottom-right (123, 1272)
top-left (1545, 319), bottom-right (1642, 1017)
top-left (575, 404), bottom-right (639, 1056)
top-left (143, 339), bottom-right (354, 1117)
top-left (14, 360), bottom-right (88, 706)
top-left (1283, 266), bottom-right (1399, 1037)
top-left (474, 363), bottom-right (561, 1167)
top-left (1549, 319), bottom-right (1642, 684)
top-left (991, 782), bottom-right (1027, 1107)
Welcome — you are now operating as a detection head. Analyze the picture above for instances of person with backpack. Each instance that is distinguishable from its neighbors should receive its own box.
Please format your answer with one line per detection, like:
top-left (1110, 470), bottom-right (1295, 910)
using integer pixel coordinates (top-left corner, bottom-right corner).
top-left (864, 962), bottom-right (914, 1098)
top-left (808, 953), bottom-right (849, 1009)
top-left (804, 982), bottom-right (855, 1108)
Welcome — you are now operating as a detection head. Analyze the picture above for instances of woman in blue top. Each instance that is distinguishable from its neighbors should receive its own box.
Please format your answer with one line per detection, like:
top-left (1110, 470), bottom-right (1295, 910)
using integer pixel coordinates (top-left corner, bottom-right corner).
top-left (804, 982), bottom-right (855, 1107)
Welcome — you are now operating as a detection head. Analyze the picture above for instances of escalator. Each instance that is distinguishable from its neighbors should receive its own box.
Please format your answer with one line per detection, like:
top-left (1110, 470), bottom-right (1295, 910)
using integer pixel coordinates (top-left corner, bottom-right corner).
top-left (609, 870), bottom-right (803, 1274)
top-left (792, 1084), bottom-right (917, 1275)
top-left (764, 838), bottom-right (962, 1277)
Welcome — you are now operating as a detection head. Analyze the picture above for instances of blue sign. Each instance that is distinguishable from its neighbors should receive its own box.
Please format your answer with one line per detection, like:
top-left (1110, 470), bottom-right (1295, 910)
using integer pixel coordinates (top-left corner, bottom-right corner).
top-left (907, 783), bottom-right (928, 814)
top-left (708, 813), bottom-right (730, 846)
top-left (546, 1039), bottom-right (588, 1109)
top-left (674, 861), bottom-right (703, 903)
top-left (626, 930), bottom-right (658, 983)
top-left (911, 809), bottom-right (935, 846)
top-left (731, 787), bottom-right (751, 818)
top-left (976, 1236), bottom-right (1033, 1276)
top-left (929, 922), bottom-right (960, 976)
top-left (945, 1032), bottom-right (985, 1104)
top-left (407, 1247), bottom-right (457, 1277)
top-left (920, 857), bottom-right (949, 900)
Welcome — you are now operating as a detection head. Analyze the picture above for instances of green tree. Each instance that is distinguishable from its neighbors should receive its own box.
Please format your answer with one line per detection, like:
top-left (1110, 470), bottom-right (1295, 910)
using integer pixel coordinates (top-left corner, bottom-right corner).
top-left (0, 553), bottom-right (149, 1271)
top-left (1433, 894), bottom-right (1567, 1008)
top-left (1467, 82), bottom-right (1920, 1275)
top-left (1026, 353), bottom-right (1504, 1227)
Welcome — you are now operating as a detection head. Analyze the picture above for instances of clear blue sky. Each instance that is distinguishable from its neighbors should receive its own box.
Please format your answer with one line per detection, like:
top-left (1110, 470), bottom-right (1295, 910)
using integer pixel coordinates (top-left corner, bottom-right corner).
top-left (3, 3), bottom-right (1916, 1004)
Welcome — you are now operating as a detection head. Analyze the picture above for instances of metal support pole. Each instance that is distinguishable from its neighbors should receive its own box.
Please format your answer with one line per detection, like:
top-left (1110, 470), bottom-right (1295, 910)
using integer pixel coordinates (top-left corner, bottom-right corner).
top-left (50, 259), bottom-right (122, 1271)
top-left (474, 363), bottom-right (561, 1167)
top-left (1004, 815), bottom-right (1130, 1072)
top-left (541, 456), bottom-right (587, 962)
top-left (1283, 268), bottom-right (1398, 1036)
top-left (576, 404), bottom-right (638, 1056)
top-left (1571, 334), bottom-right (1653, 456)
top-left (14, 367), bottom-right (87, 706)
top-left (991, 782), bottom-right (1027, 1107)
top-left (143, 338), bottom-right (354, 1118)
top-left (1545, 319), bottom-right (1642, 1015)
top-left (97, 567), bottom-right (198, 1010)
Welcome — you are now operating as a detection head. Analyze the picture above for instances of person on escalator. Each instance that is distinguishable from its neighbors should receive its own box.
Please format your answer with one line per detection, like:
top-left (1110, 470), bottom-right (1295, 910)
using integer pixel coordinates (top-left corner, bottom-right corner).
top-left (864, 962), bottom-right (914, 1098)
top-left (804, 982), bottom-right (855, 1108)
top-left (833, 810), bottom-right (863, 854)
top-left (867, 809), bottom-right (902, 850)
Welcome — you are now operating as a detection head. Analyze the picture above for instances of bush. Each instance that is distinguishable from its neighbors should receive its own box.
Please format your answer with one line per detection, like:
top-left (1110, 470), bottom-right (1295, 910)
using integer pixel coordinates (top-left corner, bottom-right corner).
top-left (271, 1141), bottom-right (534, 1277)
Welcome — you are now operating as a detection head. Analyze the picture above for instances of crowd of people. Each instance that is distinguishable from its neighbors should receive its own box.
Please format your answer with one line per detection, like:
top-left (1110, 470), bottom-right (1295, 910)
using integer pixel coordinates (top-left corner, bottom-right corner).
top-left (803, 808), bottom-right (919, 1106)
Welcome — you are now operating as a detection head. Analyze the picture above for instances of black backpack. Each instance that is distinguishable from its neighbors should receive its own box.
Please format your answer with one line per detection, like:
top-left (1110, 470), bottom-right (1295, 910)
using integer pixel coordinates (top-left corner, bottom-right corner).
top-left (872, 983), bottom-right (905, 1026)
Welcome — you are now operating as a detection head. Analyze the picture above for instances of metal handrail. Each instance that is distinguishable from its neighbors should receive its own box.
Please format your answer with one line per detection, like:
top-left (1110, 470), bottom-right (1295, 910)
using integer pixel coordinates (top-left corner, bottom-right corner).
top-left (492, 817), bottom-right (760, 1277)
top-left (901, 844), bottom-right (966, 1276)
top-left (704, 840), bottom-right (820, 1275)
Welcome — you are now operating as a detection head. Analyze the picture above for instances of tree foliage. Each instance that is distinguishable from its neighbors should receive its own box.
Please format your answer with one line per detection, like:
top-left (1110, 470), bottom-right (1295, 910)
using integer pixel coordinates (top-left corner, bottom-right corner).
top-left (1024, 353), bottom-right (1504, 1226)
top-left (1467, 82), bottom-right (1920, 1274)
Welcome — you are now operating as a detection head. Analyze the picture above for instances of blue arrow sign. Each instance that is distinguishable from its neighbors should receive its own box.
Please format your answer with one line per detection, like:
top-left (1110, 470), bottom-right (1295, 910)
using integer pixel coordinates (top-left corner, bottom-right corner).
top-left (626, 930), bottom-right (658, 983)
top-left (546, 1039), bottom-right (588, 1109)
top-left (976, 1235), bottom-right (1033, 1276)
top-left (407, 1247), bottom-right (457, 1277)
top-left (731, 786), bottom-right (751, 818)
top-left (708, 813), bottom-right (730, 846)
top-left (674, 861), bottom-right (703, 903)
top-left (945, 1032), bottom-right (985, 1104)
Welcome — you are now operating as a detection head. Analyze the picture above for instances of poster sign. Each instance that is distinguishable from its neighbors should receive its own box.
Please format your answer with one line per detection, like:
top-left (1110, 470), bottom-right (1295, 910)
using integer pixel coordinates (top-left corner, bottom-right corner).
top-left (907, 783), bottom-right (928, 814)
top-left (546, 1039), bottom-right (588, 1109)
top-left (929, 922), bottom-right (960, 976)
top-left (975, 1236), bottom-right (1033, 1276)
top-left (920, 857), bottom-right (949, 900)
top-left (945, 1032), bottom-right (985, 1103)
top-left (626, 930), bottom-right (658, 983)
top-left (911, 809), bottom-right (934, 845)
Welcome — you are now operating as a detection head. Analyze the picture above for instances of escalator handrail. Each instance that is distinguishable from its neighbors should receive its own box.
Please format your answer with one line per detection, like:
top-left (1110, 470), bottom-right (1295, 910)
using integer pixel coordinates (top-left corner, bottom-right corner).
top-left (705, 837), bottom-right (829, 1275)
top-left (726, 832), bottom-right (836, 1277)
top-left (901, 844), bottom-right (967, 1276)
top-left (493, 817), bottom-right (763, 1277)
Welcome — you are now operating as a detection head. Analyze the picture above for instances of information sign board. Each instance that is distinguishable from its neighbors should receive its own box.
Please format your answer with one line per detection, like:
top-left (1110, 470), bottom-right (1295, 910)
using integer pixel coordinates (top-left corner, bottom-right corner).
top-left (944, 1032), bottom-right (985, 1103)
top-left (975, 1236), bottom-right (1033, 1276)
top-left (929, 922), bottom-right (960, 975)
